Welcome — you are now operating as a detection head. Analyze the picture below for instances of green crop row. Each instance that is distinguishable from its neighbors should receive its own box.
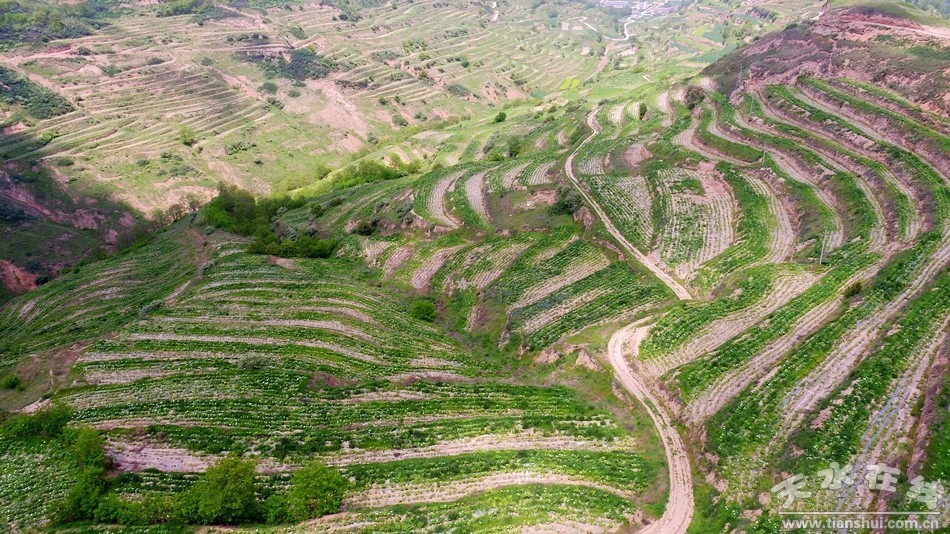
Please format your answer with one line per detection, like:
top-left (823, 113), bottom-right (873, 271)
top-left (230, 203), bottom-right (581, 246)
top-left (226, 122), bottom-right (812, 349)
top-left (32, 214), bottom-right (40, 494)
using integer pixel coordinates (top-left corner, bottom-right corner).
top-left (762, 156), bottom-right (831, 256)
top-left (640, 264), bottom-right (789, 359)
top-left (764, 85), bottom-right (914, 239)
top-left (691, 162), bottom-right (771, 291)
top-left (0, 436), bottom-right (81, 530)
top-left (511, 263), bottom-right (667, 349)
top-left (886, 146), bottom-right (950, 225)
top-left (789, 269), bottom-right (950, 473)
top-left (485, 228), bottom-right (592, 306)
top-left (799, 77), bottom-right (950, 154)
top-left (835, 78), bottom-right (941, 124)
top-left (706, 232), bottom-right (941, 460)
top-left (134, 408), bottom-right (624, 459)
top-left (322, 484), bottom-right (638, 532)
top-left (729, 97), bottom-right (878, 243)
top-left (344, 449), bottom-right (655, 492)
top-left (695, 108), bottom-right (763, 163)
top-left (452, 171), bottom-right (491, 229)
top-left (431, 233), bottom-right (535, 293)
top-left (0, 228), bottom-right (200, 362)
top-left (674, 247), bottom-right (877, 401)
top-left (112, 449), bottom-right (654, 500)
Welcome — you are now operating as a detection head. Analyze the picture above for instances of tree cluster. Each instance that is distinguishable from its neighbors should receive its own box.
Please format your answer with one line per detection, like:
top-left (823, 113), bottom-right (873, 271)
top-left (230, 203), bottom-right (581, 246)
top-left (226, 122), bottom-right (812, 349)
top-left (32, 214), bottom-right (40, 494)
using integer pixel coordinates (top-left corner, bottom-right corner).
top-left (202, 183), bottom-right (339, 259)
top-left (0, 66), bottom-right (73, 119)
top-left (1, 406), bottom-right (347, 527)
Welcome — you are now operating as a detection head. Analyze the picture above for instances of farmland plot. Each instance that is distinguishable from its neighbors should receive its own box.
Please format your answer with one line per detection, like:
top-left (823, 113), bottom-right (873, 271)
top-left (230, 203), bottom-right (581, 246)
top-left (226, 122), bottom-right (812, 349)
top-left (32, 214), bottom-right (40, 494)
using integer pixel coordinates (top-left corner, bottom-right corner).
top-left (652, 168), bottom-right (736, 282)
top-left (582, 173), bottom-right (655, 251)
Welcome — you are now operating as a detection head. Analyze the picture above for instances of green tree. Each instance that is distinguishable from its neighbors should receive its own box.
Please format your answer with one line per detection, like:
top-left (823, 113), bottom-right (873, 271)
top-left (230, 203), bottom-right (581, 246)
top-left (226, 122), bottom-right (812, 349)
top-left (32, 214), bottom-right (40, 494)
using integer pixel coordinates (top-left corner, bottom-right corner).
top-left (0, 373), bottom-right (24, 390)
top-left (72, 427), bottom-right (106, 469)
top-left (1, 404), bottom-right (73, 438)
top-left (58, 467), bottom-right (106, 522)
top-left (494, 111), bottom-right (507, 123)
top-left (549, 186), bottom-right (584, 215)
top-left (180, 458), bottom-right (259, 524)
top-left (286, 461), bottom-right (347, 521)
top-left (179, 126), bottom-right (197, 146)
top-left (684, 85), bottom-right (706, 109)
top-left (409, 299), bottom-right (437, 322)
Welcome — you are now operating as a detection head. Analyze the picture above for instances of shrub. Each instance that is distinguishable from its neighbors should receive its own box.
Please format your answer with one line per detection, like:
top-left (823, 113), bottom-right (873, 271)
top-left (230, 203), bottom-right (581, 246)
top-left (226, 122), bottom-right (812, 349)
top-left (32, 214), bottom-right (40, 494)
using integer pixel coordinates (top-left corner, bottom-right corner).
top-left (259, 82), bottom-right (278, 94)
top-left (354, 219), bottom-right (376, 236)
top-left (225, 141), bottom-right (254, 155)
top-left (55, 428), bottom-right (109, 523)
top-left (685, 85), bottom-right (706, 109)
top-left (246, 235), bottom-right (338, 259)
top-left (312, 163), bottom-right (333, 181)
top-left (0, 373), bottom-right (25, 391)
top-left (286, 461), bottom-right (347, 521)
top-left (71, 427), bottom-right (106, 469)
top-left (494, 111), bottom-right (507, 123)
top-left (238, 355), bottom-right (270, 370)
top-left (179, 458), bottom-right (259, 524)
top-left (447, 83), bottom-right (470, 97)
top-left (202, 183), bottom-right (302, 237)
top-left (263, 493), bottom-right (290, 523)
top-left (844, 281), bottom-right (863, 298)
top-left (179, 126), bottom-right (197, 146)
top-left (0, 203), bottom-right (29, 224)
top-left (334, 160), bottom-right (404, 189)
top-left (93, 492), bottom-right (178, 525)
top-left (157, 0), bottom-right (212, 17)
top-left (409, 300), bottom-right (437, 322)
top-left (1, 404), bottom-right (73, 438)
top-left (294, 235), bottom-right (338, 258)
top-left (252, 48), bottom-right (334, 81)
top-left (549, 187), bottom-right (584, 215)
top-left (57, 467), bottom-right (106, 522)
top-left (139, 300), bottom-right (164, 318)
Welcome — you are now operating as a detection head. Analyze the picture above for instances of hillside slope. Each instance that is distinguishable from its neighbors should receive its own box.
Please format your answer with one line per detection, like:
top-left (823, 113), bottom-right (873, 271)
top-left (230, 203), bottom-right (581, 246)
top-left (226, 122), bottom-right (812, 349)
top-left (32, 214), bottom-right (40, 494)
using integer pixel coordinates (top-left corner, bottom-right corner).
top-left (0, 0), bottom-right (948, 532)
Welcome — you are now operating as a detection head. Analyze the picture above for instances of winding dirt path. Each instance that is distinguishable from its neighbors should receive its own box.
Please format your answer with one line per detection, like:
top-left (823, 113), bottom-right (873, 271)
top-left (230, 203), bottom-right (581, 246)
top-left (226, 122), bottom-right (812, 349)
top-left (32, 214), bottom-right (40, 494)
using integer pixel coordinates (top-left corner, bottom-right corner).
top-left (565, 108), bottom-right (693, 300)
top-left (608, 322), bottom-right (693, 534)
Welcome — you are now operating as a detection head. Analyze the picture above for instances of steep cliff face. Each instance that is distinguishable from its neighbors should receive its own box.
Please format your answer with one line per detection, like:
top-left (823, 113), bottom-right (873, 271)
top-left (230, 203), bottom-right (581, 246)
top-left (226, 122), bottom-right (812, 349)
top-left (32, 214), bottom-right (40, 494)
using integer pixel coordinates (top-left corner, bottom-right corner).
top-left (0, 163), bottom-right (143, 304)
top-left (706, 4), bottom-right (950, 115)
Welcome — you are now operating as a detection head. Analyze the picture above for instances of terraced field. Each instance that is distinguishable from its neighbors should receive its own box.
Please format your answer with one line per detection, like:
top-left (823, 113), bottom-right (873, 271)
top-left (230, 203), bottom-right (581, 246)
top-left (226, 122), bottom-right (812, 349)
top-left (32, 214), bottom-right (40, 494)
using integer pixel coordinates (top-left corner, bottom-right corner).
top-left (0, 229), bottom-right (668, 531)
top-left (1, 0), bottom-right (948, 532)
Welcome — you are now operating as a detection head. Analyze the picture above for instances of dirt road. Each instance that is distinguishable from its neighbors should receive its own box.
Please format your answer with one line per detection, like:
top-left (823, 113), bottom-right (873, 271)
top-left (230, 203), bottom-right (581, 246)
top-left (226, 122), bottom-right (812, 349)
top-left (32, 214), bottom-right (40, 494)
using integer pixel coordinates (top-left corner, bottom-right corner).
top-left (566, 106), bottom-right (695, 531)
top-left (565, 109), bottom-right (693, 300)
top-left (608, 322), bottom-right (694, 534)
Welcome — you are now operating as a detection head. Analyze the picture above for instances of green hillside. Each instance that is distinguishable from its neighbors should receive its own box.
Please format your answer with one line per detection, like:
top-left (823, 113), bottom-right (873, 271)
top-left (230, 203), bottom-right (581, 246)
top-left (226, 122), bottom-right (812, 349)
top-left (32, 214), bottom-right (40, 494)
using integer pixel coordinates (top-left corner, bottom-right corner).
top-left (1, 0), bottom-right (949, 531)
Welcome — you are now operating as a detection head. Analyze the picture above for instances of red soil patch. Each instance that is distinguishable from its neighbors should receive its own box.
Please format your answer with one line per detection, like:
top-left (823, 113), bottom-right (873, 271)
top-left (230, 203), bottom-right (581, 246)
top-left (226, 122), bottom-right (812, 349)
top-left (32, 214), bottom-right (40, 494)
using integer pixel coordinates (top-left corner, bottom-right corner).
top-left (0, 260), bottom-right (37, 294)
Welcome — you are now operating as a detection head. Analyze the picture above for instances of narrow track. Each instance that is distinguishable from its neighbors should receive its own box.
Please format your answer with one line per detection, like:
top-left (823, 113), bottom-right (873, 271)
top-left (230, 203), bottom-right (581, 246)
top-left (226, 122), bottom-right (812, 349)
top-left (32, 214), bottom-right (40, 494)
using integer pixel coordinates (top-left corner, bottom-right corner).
top-left (608, 322), bottom-right (694, 534)
top-left (566, 107), bottom-right (694, 531)
top-left (565, 108), bottom-right (693, 300)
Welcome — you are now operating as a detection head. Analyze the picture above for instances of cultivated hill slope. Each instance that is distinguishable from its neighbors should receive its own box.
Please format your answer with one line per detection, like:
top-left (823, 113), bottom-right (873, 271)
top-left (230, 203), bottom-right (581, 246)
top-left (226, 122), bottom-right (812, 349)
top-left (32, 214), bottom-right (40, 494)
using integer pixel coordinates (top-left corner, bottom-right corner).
top-left (633, 3), bottom-right (950, 530)
top-left (0, 0), bottom-right (610, 301)
top-left (0, 0), bottom-right (948, 532)
top-left (0, 223), bottom-right (669, 531)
